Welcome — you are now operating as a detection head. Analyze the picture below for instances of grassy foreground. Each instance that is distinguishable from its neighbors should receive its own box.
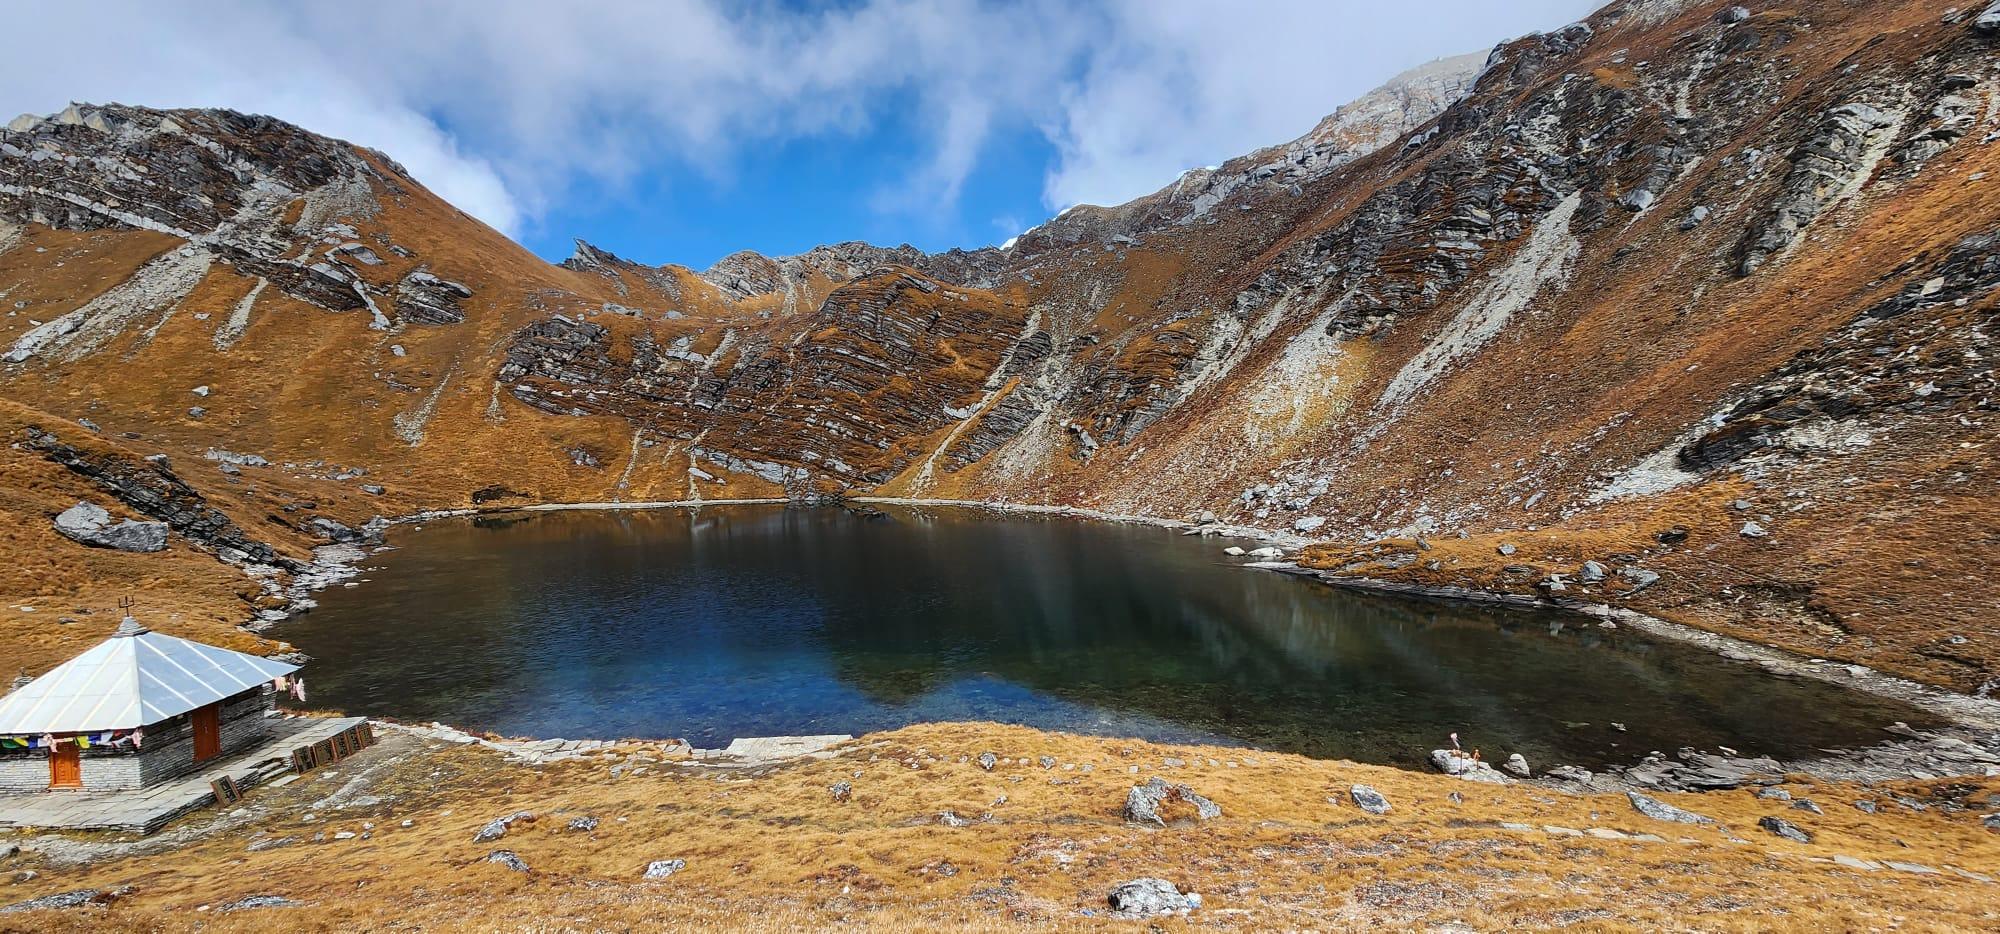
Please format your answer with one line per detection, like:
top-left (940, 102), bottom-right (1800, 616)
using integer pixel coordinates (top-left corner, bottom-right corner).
top-left (3, 722), bottom-right (1997, 931)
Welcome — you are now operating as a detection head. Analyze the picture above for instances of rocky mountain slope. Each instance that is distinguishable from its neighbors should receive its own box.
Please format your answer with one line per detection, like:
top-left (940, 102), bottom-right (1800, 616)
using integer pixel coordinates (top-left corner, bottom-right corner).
top-left (1, 0), bottom-right (1997, 698)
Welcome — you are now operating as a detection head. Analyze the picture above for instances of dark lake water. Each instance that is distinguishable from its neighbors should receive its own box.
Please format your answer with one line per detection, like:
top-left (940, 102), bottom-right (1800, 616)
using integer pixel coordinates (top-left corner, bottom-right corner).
top-left (283, 504), bottom-right (1933, 769)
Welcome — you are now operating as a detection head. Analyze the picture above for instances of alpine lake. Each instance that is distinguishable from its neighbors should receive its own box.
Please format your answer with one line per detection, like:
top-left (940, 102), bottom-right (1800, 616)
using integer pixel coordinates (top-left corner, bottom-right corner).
top-left (281, 504), bottom-right (1935, 770)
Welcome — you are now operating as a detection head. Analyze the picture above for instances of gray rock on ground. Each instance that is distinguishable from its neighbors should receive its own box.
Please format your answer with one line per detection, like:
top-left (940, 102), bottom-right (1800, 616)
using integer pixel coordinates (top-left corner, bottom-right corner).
top-left (566, 816), bottom-right (599, 832)
top-left (53, 502), bottom-right (169, 552)
top-left (1627, 791), bottom-right (1713, 825)
top-left (219, 895), bottom-right (299, 911)
top-left (642, 859), bottom-right (685, 880)
top-left (1759, 816), bottom-right (1813, 843)
top-left (1107, 878), bottom-right (1189, 918)
top-left (830, 781), bottom-right (852, 803)
top-left (1545, 765), bottom-right (1594, 784)
top-left (1502, 753), bottom-right (1532, 778)
top-left (472, 811), bottom-right (534, 843)
top-left (1123, 777), bottom-right (1222, 825)
top-left (1429, 749), bottom-right (1510, 783)
top-left (1977, 2), bottom-right (2000, 35)
top-left (977, 752), bottom-right (997, 771)
top-left (1791, 799), bottom-right (1824, 815)
top-left (1350, 784), bottom-right (1392, 815)
top-left (0, 888), bottom-right (120, 913)
top-left (483, 850), bottom-right (530, 872)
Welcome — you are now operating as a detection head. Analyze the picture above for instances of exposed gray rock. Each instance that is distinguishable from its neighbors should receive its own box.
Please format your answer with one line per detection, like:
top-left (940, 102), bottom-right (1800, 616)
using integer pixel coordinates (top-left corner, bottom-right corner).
top-left (642, 859), bottom-right (685, 880)
top-left (1503, 753), bottom-right (1532, 778)
top-left (977, 752), bottom-right (997, 771)
top-left (566, 816), bottom-right (599, 832)
top-left (1717, 6), bottom-right (1750, 24)
top-left (0, 888), bottom-right (122, 913)
top-left (1124, 777), bottom-right (1222, 825)
top-left (1977, 2), bottom-right (2000, 35)
top-left (472, 811), bottom-right (534, 844)
top-left (1038, 755), bottom-right (1056, 769)
top-left (1627, 791), bottom-right (1713, 825)
top-left (1739, 102), bottom-right (1900, 276)
top-left (1430, 749), bottom-right (1510, 783)
top-left (53, 501), bottom-right (168, 552)
top-left (1740, 520), bottom-right (1768, 538)
top-left (1755, 788), bottom-right (1791, 801)
top-left (483, 850), bottom-right (530, 872)
top-left (1854, 800), bottom-right (1877, 813)
top-left (938, 810), bottom-right (970, 828)
top-left (396, 270), bottom-right (474, 325)
top-left (203, 448), bottom-right (269, 467)
top-left (1350, 784), bottom-right (1391, 815)
top-left (1620, 568), bottom-right (1662, 592)
top-left (1791, 799), bottom-right (1823, 815)
top-left (829, 781), bottom-right (852, 803)
top-left (1758, 816), bottom-right (1813, 843)
top-left (1545, 765), bottom-right (1594, 784)
top-left (334, 243), bottom-right (383, 265)
top-left (1107, 878), bottom-right (1188, 918)
top-left (305, 516), bottom-right (364, 544)
top-left (219, 895), bottom-right (299, 911)
top-left (1577, 560), bottom-right (1606, 583)
top-left (53, 501), bottom-right (108, 532)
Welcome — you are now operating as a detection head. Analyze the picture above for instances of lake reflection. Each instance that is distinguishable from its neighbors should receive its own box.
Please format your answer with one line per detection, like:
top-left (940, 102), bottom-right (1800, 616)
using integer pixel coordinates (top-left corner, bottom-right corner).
top-left (283, 505), bottom-right (1933, 769)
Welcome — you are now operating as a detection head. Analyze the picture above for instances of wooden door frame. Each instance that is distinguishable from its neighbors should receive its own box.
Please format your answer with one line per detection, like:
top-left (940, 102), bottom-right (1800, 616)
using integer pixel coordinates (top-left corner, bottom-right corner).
top-left (47, 740), bottom-right (81, 789)
top-left (192, 702), bottom-right (221, 762)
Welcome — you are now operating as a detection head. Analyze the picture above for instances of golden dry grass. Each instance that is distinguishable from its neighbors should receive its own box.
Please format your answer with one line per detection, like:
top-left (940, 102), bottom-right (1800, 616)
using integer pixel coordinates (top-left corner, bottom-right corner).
top-left (3, 723), bottom-right (1997, 931)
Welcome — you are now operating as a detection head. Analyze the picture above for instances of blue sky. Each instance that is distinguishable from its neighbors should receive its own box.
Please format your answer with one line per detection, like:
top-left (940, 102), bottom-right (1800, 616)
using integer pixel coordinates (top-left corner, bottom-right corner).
top-left (5, 1), bottom-right (1600, 270)
top-left (535, 88), bottom-right (1062, 267)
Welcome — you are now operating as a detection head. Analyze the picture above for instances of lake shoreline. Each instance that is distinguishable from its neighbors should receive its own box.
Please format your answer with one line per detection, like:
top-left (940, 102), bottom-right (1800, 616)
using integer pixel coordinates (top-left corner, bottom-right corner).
top-left (354, 496), bottom-right (2000, 733)
top-left (251, 497), bottom-right (2000, 794)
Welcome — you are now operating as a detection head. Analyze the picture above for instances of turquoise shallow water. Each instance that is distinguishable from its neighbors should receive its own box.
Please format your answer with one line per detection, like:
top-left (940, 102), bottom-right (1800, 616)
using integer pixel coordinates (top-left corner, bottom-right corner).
top-left (283, 504), bottom-right (1935, 769)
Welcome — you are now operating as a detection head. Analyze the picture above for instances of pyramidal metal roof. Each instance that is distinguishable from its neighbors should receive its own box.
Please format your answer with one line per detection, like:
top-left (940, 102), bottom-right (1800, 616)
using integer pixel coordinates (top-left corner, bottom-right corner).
top-left (0, 617), bottom-right (298, 734)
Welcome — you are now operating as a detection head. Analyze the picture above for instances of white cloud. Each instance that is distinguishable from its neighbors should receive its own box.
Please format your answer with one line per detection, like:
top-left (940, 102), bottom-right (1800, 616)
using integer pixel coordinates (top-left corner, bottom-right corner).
top-left (0, 0), bottom-right (1599, 243)
top-left (1040, 0), bottom-right (1600, 211)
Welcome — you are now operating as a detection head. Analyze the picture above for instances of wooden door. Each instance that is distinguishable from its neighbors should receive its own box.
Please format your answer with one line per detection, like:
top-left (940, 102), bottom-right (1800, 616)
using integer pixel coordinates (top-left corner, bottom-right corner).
top-left (48, 740), bottom-right (81, 789)
top-left (193, 702), bottom-right (221, 762)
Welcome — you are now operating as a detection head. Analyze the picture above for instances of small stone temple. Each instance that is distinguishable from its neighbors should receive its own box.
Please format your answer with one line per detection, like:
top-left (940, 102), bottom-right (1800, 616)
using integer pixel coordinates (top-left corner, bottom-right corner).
top-left (0, 616), bottom-right (297, 792)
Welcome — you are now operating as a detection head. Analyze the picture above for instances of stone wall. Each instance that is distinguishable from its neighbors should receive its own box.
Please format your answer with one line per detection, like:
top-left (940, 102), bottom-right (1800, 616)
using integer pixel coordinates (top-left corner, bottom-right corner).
top-left (0, 756), bottom-right (51, 794)
top-left (0, 687), bottom-right (275, 793)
